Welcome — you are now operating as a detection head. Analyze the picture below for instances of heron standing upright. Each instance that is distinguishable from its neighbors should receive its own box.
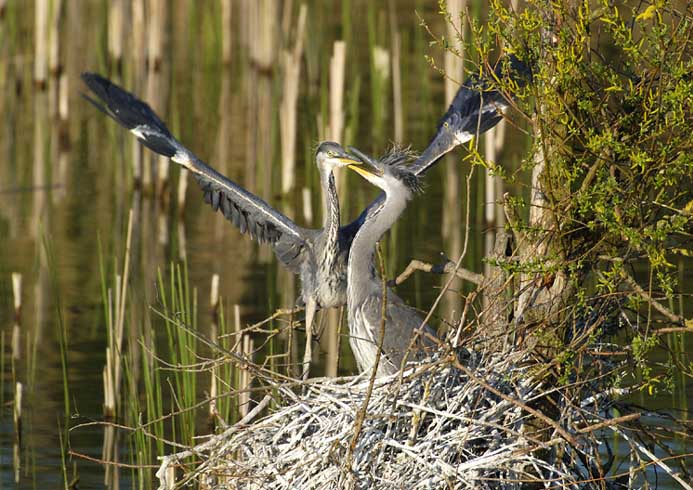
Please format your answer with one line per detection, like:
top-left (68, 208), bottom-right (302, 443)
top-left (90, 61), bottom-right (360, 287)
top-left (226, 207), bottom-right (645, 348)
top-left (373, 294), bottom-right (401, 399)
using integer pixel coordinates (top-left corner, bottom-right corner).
top-left (81, 74), bottom-right (361, 339)
top-left (345, 148), bottom-right (437, 377)
top-left (81, 57), bottom-right (522, 375)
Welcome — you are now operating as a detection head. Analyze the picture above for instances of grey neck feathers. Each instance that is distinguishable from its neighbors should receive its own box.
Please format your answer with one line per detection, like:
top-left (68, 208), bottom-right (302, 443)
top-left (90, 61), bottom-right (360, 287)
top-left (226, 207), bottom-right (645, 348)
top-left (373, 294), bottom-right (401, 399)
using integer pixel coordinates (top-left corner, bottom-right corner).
top-left (347, 185), bottom-right (409, 304)
top-left (320, 167), bottom-right (341, 249)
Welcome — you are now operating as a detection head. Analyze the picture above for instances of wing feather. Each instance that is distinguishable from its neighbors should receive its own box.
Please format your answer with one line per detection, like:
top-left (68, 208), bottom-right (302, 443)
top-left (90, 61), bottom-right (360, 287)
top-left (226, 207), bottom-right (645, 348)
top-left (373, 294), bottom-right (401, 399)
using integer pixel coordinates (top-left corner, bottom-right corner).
top-left (342, 55), bottom-right (531, 243)
top-left (82, 72), bottom-right (308, 271)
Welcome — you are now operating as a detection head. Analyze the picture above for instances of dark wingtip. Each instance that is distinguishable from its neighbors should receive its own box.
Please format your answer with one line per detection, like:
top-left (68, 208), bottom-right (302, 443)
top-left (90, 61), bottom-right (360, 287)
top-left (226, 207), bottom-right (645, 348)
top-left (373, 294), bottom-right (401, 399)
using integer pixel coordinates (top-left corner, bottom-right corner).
top-left (80, 71), bottom-right (173, 139)
top-left (80, 72), bottom-right (112, 103)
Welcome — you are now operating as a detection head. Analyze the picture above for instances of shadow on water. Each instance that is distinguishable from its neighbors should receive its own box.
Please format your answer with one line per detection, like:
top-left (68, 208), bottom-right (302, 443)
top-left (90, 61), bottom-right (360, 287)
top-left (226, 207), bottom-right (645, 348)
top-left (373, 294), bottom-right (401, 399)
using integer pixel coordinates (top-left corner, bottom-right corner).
top-left (0, 1), bottom-right (690, 488)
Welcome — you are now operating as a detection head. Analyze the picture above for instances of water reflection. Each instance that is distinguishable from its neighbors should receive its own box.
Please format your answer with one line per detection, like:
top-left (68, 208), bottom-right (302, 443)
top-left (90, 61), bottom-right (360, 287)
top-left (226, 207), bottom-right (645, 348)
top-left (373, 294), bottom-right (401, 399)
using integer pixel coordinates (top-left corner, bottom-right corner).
top-left (0, 1), bottom-right (690, 488)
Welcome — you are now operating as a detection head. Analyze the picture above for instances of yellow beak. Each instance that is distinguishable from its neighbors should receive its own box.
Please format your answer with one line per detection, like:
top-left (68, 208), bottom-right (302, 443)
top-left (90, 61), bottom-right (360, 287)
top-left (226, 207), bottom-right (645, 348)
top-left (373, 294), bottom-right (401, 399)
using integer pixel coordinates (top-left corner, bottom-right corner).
top-left (347, 164), bottom-right (378, 179)
top-left (338, 157), bottom-right (361, 166)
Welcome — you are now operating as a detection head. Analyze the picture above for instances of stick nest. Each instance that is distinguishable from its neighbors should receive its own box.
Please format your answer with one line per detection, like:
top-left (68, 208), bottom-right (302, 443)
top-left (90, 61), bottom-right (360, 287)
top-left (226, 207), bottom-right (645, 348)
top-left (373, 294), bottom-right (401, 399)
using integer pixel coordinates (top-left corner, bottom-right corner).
top-left (157, 347), bottom-right (665, 490)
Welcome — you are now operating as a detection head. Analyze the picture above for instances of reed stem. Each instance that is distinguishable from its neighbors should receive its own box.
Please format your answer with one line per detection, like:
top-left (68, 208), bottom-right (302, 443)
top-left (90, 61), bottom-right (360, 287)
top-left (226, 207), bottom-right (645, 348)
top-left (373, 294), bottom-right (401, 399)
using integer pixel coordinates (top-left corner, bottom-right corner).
top-left (279, 4), bottom-right (308, 194)
top-left (210, 274), bottom-right (220, 420)
top-left (34, 0), bottom-right (49, 88)
top-left (108, 0), bottom-right (124, 67)
top-left (222, 0), bottom-right (233, 65)
top-left (389, 1), bottom-right (403, 143)
top-left (13, 381), bottom-right (22, 439)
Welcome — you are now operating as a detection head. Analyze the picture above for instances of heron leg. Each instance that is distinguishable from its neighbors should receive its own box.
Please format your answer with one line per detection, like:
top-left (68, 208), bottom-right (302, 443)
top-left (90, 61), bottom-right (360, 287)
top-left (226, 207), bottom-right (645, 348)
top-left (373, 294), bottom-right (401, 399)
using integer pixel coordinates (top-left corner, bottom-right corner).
top-left (301, 297), bottom-right (317, 380)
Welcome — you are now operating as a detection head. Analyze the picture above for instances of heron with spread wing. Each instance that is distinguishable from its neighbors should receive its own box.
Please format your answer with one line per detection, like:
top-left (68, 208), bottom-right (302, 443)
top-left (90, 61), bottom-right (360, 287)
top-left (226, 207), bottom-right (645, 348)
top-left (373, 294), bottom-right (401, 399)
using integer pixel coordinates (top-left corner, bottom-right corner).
top-left (81, 58), bottom-right (524, 375)
top-left (81, 74), bottom-right (363, 343)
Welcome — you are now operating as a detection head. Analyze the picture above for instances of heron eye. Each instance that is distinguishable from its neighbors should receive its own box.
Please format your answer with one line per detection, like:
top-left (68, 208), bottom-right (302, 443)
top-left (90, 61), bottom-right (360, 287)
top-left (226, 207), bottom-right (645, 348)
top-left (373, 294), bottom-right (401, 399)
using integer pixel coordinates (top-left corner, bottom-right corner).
top-left (444, 122), bottom-right (449, 128)
top-left (328, 151), bottom-right (336, 157)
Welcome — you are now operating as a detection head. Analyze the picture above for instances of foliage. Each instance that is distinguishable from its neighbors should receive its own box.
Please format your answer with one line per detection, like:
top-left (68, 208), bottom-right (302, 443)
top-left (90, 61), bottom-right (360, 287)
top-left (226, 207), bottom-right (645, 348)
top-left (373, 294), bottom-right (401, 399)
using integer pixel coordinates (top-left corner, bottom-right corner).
top-left (447, 0), bottom-right (692, 381)
top-left (491, 1), bottom-right (691, 282)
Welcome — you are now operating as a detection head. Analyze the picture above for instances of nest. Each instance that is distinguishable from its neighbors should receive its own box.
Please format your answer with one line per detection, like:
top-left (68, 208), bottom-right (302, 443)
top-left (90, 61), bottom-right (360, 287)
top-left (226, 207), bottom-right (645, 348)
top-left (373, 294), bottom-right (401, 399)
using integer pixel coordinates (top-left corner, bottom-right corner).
top-left (154, 345), bottom-right (683, 490)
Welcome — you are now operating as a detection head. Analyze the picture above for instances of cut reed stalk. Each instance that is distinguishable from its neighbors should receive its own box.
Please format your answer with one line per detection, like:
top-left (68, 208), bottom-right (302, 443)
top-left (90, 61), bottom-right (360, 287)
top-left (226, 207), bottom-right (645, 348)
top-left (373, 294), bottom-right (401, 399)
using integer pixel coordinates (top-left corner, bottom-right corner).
top-left (156, 155), bottom-right (169, 198)
top-left (11, 273), bottom-right (21, 367)
top-left (147, 0), bottom-right (165, 72)
top-left (238, 0), bottom-right (250, 54)
top-left (221, 0), bottom-right (233, 65)
top-left (177, 166), bottom-right (189, 215)
top-left (101, 423), bottom-right (117, 486)
top-left (48, 0), bottom-right (62, 76)
top-left (442, 0), bottom-right (465, 234)
top-left (328, 40), bottom-right (347, 199)
top-left (483, 122), bottom-right (507, 311)
top-left (209, 274), bottom-right (220, 420)
top-left (131, 0), bottom-right (145, 74)
top-left (158, 213), bottom-right (169, 245)
top-left (234, 304), bottom-right (254, 418)
top-left (34, 0), bottom-right (49, 88)
top-left (371, 45), bottom-right (390, 144)
top-left (279, 3), bottom-right (307, 194)
top-left (13, 381), bottom-right (22, 439)
top-left (239, 335), bottom-right (254, 418)
top-left (131, 131), bottom-right (143, 186)
top-left (441, 0), bottom-right (466, 320)
top-left (146, 70), bottom-right (168, 197)
top-left (234, 304), bottom-right (243, 417)
top-left (177, 220), bottom-right (187, 260)
top-left (249, 0), bottom-right (277, 71)
top-left (108, 0), bottom-right (124, 68)
top-left (329, 41), bottom-right (346, 144)
top-left (13, 436), bottom-right (19, 483)
top-left (484, 121), bottom-right (506, 227)
top-left (103, 210), bottom-right (134, 418)
top-left (302, 187), bottom-right (313, 224)
top-left (280, 0), bottom-right (294, 39)
top-left (58, 73), bottom-right (68, 122)
top-left (389, 1), bottom-right (403, 143)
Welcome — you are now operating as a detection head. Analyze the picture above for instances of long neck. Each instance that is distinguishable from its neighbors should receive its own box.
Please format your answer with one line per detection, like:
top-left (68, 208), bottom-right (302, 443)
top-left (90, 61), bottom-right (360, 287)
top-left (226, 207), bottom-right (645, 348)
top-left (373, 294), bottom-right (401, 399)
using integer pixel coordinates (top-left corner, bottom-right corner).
top-left (347, 186), bottom-right (408, 304)
top-left (320, 166), bottom-right (340, 242)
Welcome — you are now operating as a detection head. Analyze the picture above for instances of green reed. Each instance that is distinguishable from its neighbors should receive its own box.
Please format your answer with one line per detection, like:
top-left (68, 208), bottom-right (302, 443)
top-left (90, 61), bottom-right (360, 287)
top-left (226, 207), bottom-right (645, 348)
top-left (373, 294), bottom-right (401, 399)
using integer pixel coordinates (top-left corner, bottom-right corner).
top-left (216, 302), bottom-right (234, 422)
top-left (156, 262), bottom-right (198, 446)
top-left (58, 417), bottom-right (69, 490)
top-left (141, 327), bottom-right (165, 455)
top-left (42, 233), bottom-right (70, 418)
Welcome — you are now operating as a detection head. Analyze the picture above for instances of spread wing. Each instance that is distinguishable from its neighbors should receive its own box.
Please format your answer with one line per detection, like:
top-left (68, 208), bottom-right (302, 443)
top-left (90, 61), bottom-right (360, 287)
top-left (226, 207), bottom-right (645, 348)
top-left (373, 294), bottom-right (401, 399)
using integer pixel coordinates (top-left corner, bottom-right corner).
top-left (410, 55), bottom-right (531, 175)
top-left (81, 72), bottom-right (309, 272)
top-left (342, 55), bottom-right (531, 241)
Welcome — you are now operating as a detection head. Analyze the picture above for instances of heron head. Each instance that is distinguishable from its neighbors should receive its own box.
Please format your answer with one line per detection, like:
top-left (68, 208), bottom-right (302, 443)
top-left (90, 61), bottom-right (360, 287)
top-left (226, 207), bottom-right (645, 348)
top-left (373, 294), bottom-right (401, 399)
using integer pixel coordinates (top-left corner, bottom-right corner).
top-left (315, 141), bottom-right (362, 170)
top-left (346, 146), bottom-right (422, 197)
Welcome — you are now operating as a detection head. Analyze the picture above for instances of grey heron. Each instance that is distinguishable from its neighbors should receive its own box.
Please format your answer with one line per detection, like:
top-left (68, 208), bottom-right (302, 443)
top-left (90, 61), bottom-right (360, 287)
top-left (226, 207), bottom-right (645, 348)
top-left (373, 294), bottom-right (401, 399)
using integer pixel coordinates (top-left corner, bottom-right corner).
top-left (345, 147), bottom-right (437, 377)
top-left (81, 57), bottom-right (524, 373)
top-left (81, 74), bottom-right (362, 341)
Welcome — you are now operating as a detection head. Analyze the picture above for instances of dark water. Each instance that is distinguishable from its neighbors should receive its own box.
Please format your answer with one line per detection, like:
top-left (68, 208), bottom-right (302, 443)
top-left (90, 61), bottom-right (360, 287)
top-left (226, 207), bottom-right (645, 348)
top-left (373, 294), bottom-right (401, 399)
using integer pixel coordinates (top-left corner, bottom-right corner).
top-left (0, 1), bottom-right (690, 488)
